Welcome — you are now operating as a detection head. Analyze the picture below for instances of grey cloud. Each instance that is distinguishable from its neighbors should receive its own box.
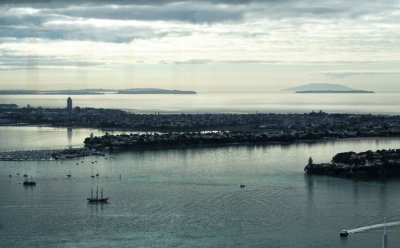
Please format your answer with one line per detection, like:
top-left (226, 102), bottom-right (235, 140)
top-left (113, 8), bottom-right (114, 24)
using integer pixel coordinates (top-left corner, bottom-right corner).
top-left (0, 0), bottom-right (399, 59)
top-left (167, 59), bottom-right (280, 64)
top-left (0, 52), bottom-right (105, 70)
top-left (0, 10), bottom-right (182, 43)
top-left (0, 1), bottom-right (248, 42)
top-left (45, 3), bottom-right (245, 24)
top-left (325, 71), bottom-right (400, 78)
top-left (0, 0), bottom-right (272, 6)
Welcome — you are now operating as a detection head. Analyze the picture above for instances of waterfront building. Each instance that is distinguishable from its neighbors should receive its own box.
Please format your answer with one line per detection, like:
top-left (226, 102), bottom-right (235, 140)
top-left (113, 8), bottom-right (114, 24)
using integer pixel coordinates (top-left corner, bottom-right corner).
top-left (67, 97), bottom-right (73, 113)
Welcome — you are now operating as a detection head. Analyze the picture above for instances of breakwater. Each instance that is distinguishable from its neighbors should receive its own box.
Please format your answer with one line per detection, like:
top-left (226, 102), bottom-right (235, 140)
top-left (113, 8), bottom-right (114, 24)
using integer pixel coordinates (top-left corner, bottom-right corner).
top-left (305, 149), bottom-right (400, 179)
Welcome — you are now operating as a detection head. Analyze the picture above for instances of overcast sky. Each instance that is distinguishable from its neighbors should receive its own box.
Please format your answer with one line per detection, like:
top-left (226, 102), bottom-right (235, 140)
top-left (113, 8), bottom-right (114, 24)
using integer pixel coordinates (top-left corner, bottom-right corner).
top-left (0, 0), bottom-right (399, 92)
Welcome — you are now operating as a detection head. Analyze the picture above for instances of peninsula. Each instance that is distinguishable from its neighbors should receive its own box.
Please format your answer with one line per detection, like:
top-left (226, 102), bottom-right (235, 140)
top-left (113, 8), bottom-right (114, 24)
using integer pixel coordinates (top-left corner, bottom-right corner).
top-left (3, 101), bottom-right (400, 160)
top-left (2, 106), bottom-right (400, 136)
top-left (305, 149), bottom-right (400, 179)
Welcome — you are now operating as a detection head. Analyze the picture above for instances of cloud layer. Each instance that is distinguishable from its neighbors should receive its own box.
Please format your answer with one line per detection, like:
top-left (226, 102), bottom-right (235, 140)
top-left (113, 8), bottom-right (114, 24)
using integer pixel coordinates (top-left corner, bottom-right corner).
top-left (0, 0), bottom-right (399, 79)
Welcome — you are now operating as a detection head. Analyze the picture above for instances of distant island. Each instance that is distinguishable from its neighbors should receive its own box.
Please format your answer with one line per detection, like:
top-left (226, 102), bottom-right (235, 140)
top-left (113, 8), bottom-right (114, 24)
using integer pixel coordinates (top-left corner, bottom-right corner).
top-left (284, 83), bottom-right (374, 94)
top-left (0, 103), bottom-right (17, 108)
top-left (0, 88), bottom-right (197, 95)
top-left (296, 90), bottom-right (374, 94)
top-left (117, 88), bottom-right (196, 94)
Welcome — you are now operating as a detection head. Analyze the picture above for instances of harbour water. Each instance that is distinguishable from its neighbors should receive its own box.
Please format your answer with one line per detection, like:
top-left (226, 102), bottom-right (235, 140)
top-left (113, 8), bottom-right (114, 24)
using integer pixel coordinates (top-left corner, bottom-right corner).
top-left (1, 127), bottom-right (400, 247)
top-left (0, 126), bottom-right (117, 151)
top-left (1, 92), bottom-right (400, 114)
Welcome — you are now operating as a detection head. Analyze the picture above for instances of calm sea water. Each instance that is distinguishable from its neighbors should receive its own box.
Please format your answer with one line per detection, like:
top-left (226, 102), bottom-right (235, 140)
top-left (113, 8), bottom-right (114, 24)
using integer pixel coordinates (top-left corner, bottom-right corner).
top-left (1, 93), bottom-right (400, 114)
top-left (0, 126), bottom-right (130, 151)
top-left (0, 126), bottom-right (114, 151)
top-left (1, 127), bottom-right (400, 247)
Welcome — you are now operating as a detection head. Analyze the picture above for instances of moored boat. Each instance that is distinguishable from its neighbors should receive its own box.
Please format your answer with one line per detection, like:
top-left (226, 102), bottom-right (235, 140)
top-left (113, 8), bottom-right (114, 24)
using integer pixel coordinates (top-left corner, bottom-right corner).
top-left (23, 177), bottom-right (36, 186)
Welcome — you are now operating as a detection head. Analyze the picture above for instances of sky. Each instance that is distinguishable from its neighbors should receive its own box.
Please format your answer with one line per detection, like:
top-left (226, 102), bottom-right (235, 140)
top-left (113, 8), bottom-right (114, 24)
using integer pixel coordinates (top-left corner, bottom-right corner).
top-left (0, 0), bottom-right (399, 92)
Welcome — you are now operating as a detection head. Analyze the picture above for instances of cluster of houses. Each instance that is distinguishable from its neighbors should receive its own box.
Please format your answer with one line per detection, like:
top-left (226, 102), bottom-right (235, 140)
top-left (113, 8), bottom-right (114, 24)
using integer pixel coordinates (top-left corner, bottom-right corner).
top-left (305, 149), bottom-right (400, 179)
top-left (2, 106), bottom-right (400, 136)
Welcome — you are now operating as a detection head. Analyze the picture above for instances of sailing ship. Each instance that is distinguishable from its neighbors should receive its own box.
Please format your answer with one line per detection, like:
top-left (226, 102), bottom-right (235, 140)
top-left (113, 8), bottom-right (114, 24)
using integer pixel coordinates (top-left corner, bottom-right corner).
top-left (87, 186), bottom-right (109, 203)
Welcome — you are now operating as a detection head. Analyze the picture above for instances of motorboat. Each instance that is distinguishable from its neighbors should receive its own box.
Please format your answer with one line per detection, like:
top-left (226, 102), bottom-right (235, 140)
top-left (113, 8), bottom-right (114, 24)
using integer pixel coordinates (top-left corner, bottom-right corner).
top-left (340, 230), bottom-right (349, 237)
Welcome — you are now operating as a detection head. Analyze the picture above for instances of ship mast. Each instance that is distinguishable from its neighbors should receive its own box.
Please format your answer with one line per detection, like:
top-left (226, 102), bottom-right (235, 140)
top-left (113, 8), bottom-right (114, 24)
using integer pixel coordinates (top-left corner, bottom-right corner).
top-left (96, 186), bottom-right (99, 200)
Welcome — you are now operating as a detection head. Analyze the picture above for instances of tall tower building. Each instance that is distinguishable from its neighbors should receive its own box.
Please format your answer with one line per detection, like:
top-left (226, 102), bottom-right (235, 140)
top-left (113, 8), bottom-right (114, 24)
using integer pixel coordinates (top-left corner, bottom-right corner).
top-left (67, 97), bottom-right (73, 113)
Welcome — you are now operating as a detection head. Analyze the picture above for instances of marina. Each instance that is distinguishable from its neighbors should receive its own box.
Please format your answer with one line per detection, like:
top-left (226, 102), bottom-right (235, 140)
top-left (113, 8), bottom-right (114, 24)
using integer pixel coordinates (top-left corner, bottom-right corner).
top-left (0, 148), bottom-right (105, 161)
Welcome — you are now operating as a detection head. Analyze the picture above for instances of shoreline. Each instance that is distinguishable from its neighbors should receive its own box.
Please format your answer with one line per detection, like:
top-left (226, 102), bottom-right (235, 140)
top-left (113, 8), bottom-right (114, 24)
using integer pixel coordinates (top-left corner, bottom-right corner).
top-left (3, 136), bottom-right (400, 161)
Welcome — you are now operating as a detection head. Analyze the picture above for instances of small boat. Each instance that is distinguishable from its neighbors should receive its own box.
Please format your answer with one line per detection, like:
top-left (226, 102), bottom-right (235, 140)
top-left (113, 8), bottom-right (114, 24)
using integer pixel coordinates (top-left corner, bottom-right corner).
top-left (96, 173), bottom-right (99, 177)
top-left (23, 174), bottom-right (28, 177)
top-left (340, 230), bottom-right (349, 237)
top-left (9, 174), bottom-right (12, 178)
top-left (87, 187), bottom-right (109, 203)
top-left (91, 175), bottom-right (95, 178)
top-left (67, 170), bottom-right (71, 177)
top-left (240, 184), bottom-right (246, 188)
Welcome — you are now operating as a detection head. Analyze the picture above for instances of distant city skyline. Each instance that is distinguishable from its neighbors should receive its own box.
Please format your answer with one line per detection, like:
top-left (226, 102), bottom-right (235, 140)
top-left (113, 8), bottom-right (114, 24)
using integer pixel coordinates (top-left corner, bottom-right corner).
top-left (0, 0), bottom-right (399, 92)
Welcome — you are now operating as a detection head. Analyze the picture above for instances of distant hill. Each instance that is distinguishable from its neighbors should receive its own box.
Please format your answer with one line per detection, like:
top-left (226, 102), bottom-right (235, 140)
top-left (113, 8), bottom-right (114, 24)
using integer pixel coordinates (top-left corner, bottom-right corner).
top-left (0, 103), bottom-right (18, 108)
top-left (0, 88), bottom-right (197, 95)
top-left (285, 83), bottom-right (353, 92)
top-left (284, 83), bottom-right (374, 93)
top-left (296, 90), bottom-right (374, 94)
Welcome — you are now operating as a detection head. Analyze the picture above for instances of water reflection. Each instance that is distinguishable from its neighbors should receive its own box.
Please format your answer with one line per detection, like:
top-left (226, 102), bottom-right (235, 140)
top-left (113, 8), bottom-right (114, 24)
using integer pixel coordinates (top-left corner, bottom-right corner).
top-left (304, 174), bottom-right (314, 203)
top-left (379, 182), bottom-right (388, 214)
top-left (88, 202), bottom-right (108, 215)
top-left (67, 127), bottom-right (73, 145)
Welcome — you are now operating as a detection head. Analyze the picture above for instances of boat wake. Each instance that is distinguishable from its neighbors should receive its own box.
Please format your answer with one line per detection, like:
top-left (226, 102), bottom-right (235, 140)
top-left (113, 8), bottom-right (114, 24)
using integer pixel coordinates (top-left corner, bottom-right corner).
top-left (346, 221), bottom-right (400, 234)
